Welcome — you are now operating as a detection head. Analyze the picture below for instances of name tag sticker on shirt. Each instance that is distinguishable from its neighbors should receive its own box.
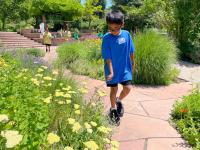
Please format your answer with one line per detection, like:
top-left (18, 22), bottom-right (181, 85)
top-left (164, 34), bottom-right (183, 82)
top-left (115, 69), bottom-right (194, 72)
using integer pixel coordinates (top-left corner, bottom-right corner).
top-left (118, 38), bottom-right (126, 44)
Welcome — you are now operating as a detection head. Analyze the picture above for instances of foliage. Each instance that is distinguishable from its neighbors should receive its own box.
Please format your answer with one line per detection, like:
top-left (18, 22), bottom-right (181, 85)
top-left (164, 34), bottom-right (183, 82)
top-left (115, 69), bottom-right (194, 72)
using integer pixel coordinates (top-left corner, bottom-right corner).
top-left (0, 0), bottom-right (30, 30)
top-left (112, 0), bottom-right (175, 33)
top-left (0, 54), bottom-right (116, 149)
top-left (133, 29), bottom-right (178, 85)
top-left (173, 0), bottom-right (200, 64)
top-left (26, 48), bottom-right (45, 57)
top-left (171, 89), bottom-right (200, 149)
top-left (82, 0), bottom-right (103, 29)
top-left (57, 39), bottom-right (104, 80)
top-left (30, 0), bottom-right (83, 21)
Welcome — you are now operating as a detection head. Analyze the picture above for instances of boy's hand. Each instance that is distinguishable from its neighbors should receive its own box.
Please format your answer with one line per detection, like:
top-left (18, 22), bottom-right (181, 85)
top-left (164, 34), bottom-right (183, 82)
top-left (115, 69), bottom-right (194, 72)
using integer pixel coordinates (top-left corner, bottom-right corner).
top-left (107, 73), bottom-right (113, 81)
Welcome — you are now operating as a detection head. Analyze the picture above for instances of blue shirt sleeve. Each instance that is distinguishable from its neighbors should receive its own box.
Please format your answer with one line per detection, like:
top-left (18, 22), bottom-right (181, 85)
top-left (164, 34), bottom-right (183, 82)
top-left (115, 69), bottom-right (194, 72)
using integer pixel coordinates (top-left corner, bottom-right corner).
top-left (102, 37), bottom-right (111, 60)
top-left (129, 33), bottom-right (135, 54)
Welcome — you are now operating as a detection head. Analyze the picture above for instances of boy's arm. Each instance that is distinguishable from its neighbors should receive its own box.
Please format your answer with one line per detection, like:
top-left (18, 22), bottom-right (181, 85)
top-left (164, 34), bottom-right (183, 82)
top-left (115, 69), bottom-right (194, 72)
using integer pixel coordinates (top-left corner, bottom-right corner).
top-left (130, 53), bottom-right (134, 65)
top-left (105, 59), bottom-right (114, 81)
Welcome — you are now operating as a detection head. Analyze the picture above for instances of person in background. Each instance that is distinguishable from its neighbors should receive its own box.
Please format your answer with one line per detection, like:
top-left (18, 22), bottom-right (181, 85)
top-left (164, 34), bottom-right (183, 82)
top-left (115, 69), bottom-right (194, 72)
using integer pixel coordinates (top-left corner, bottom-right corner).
top-left (43, 26), bottom-right (52, 52)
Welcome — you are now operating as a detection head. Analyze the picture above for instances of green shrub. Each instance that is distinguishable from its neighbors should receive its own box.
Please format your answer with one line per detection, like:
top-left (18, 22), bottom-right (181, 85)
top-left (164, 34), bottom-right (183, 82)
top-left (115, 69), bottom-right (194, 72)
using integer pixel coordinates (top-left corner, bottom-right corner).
top-left (171, 89), bottom-right (200, 149)
top-left (26, 48), bottom-right (45, 57)
top-left (133, 29), bottom-right (178, 85)
top-left (57, 42), bottom-right (83, 67)
top-left (0, 54), bottom-right (114, 149)
top-left (57, 39), bottom-right (104, 80)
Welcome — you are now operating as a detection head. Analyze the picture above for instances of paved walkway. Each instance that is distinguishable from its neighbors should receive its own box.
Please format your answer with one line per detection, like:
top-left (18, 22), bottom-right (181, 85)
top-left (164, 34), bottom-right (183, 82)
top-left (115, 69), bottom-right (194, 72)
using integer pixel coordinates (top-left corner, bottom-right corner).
top-left (176, 61), bottom-right (200, 83)
top-left (43, 47), bottom-right (193, 150)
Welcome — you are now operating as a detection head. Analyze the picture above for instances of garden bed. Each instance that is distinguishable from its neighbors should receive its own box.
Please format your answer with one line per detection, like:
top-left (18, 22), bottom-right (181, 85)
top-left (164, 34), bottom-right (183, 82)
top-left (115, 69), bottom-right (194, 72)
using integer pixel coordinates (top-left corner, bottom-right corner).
top-left (0, 52), bottom-right (119, 149)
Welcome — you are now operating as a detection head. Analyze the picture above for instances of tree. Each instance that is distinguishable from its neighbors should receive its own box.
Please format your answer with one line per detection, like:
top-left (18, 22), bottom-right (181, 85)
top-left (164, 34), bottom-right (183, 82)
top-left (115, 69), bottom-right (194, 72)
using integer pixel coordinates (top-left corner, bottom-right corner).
top-left (30, 0), bottom-right (83, 20)
top-left (174, 0), bottom-right (200, 63)
top-left (0, 0), bottom-right (29, 30)
top-left (94, 0), bottom-right (106, 18)
top-left (83, 0), bottom-right (102, 29)
top-left (112, 0), bottom-right (174, 33)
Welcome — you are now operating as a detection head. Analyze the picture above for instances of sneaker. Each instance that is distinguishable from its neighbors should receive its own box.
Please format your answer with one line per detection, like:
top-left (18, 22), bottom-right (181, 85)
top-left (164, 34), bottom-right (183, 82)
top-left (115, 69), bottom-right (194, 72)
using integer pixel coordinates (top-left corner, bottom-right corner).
top-left (108, 108), bottom-right (120, 126)
top-left (116, 98), bottom-right (124, 117)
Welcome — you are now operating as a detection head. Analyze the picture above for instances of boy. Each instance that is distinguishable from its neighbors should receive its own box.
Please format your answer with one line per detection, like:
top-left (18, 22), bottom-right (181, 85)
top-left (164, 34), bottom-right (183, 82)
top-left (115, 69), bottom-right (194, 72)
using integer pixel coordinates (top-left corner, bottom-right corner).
top-left (102, 10), bottom-right (135, 125)
top-left (43, 26), bottom-right (52, 52)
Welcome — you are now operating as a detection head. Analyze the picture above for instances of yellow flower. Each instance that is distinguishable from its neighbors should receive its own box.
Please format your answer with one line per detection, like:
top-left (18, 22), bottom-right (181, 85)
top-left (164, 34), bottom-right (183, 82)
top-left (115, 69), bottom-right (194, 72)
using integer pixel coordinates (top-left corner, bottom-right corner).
top-left (47, 83), bottom-right (52, 86)
top-left (68, 118), bottom-right (76, 124)
top-left (97, 126), bottom-right (112, 134)
top-left (0, 114), bottom-right (9, 123)
top-left (78, 88), bottom-right (88, 94)
top-left (55, 91), bottom-right (64, 97)
top-left (62, 86), bottom-right (72, 91)
top-left (64, 146), bottom-right (74, 150)
top-left (68, 91), bottom-right (77, 94)
top-left (35, 74), bottom-right (43, 77)
top-left (52, 70), bottom-right (59, 75)
top-left (63, 93), bottom-right (71, 98)
top-left (43, 96), bottom-right (52, 104)
top-left (43, 76), bottom-right (53, 81)
top-left (0, 58), bottom-right (6, 67)
top-left (84, 140), bottom-right (99, 150)
top-left (74, 104), bottom-right (80, 109)
top-left (66, 100), bottom-right (71, 104)
top-left (21, 69), bottom-right (28, 72)
top-left (47, 133), bottom-right (60, 145)
top-left (75, 110), bottom-right (81, 115)
top-left (103, 138), bottom-right (110, 144)
top-left (111, 140), bottom-right (120, 148)
top-left (7, 121), bottom-right (15, 126)
top-left (91, 103), bottom-right (96, 107)
top-left (87, 129), bottom-right (93, 133)
top-left (38, 68), bottom-right (44, 72)
top-left (1, 130), bottom-right (23, 148)
top-left (41, 65), bottom-right (48, 69)
top-left (84, 122), bottom-right (92, 129)
top-left (31, 78), bottom-right (40, 86)
top-left (58, 101), bottom-right (65, 104)
top-left (72, 122), bottom-right (81, 132)
top-left (97, 90), bottom-right (107, 97)
top-left (90, 121), bottom-right (97, 127)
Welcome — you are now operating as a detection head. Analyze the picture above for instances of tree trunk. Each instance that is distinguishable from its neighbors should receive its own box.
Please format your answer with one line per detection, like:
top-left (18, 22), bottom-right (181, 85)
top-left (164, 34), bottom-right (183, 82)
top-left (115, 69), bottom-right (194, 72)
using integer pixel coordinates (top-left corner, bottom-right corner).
top-left (2, 17), bottom-right (6, 31)
top-left (89, 20), bottom-right (92, 29)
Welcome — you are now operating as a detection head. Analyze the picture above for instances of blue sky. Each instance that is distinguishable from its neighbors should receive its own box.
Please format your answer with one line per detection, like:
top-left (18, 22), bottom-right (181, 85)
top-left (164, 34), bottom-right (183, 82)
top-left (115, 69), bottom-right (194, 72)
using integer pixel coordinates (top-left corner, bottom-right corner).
top-left (81, 0), bottom-right (112, 8)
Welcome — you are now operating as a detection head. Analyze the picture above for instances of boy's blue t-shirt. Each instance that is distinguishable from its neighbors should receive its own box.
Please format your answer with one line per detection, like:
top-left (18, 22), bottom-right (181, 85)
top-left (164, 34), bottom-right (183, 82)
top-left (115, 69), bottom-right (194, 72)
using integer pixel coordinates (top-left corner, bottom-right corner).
top-left (102, 30), bottom-right (135, 84)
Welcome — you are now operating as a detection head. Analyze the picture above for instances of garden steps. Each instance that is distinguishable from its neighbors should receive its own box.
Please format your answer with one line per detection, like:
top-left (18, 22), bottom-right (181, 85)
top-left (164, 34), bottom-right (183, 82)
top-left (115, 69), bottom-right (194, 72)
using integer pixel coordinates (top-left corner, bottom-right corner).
top-left (0, 32), bottom-right (44, 49)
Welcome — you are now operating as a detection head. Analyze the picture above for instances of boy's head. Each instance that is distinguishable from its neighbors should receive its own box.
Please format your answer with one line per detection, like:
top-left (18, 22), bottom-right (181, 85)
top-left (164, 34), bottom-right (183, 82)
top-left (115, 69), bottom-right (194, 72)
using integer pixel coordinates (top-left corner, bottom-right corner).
top-left (106, 10), bottom-right (124, 35)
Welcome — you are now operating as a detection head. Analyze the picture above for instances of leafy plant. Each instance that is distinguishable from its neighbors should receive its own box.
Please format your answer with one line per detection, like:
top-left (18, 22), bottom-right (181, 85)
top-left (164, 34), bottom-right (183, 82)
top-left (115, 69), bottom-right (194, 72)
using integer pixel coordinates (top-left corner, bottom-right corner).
top-left (0, 54), bottom-right (115, 149)
top-left (171, 89), bottom-right (200, 149)
top-left (133, 29), bottom-right (178, 85)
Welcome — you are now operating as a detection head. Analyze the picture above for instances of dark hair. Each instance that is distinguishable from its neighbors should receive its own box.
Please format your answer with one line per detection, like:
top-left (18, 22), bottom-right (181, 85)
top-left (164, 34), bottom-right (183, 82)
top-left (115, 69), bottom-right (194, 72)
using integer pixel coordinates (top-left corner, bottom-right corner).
top-left (106, 10), bottom-right (124, 24)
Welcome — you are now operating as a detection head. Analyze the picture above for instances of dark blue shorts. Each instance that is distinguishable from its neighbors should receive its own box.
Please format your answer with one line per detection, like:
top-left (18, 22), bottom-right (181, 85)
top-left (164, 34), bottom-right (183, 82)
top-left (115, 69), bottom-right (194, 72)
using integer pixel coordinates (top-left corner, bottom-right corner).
top-left (107, 80), bottom-right (132, 87)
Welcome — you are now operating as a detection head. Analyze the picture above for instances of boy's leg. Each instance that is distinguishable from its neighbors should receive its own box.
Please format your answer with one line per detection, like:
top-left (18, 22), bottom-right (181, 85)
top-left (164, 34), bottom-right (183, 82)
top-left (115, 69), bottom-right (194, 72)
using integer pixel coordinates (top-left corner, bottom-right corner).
top-left (119, 84), bottom-right (132, 100)
top-left (116, 81), bottom-right (132, 117)
top-left (110, 86), bottom-right (118, 108)
top-left (107, 84), bottom-right (120, 125)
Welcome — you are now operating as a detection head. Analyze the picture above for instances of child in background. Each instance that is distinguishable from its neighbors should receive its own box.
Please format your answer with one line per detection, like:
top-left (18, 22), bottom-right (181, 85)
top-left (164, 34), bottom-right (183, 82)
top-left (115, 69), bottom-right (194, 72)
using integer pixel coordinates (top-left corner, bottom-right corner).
top-left (43, 27), bottom-right (52, 52)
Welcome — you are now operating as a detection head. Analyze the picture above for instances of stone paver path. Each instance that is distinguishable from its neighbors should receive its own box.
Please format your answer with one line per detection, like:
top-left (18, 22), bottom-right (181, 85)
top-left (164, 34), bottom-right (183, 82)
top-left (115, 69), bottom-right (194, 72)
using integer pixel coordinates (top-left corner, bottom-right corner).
top-left (43, 47), bottom-right (193, 150)
top-left (176, 61), bottom-right (200, 83)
